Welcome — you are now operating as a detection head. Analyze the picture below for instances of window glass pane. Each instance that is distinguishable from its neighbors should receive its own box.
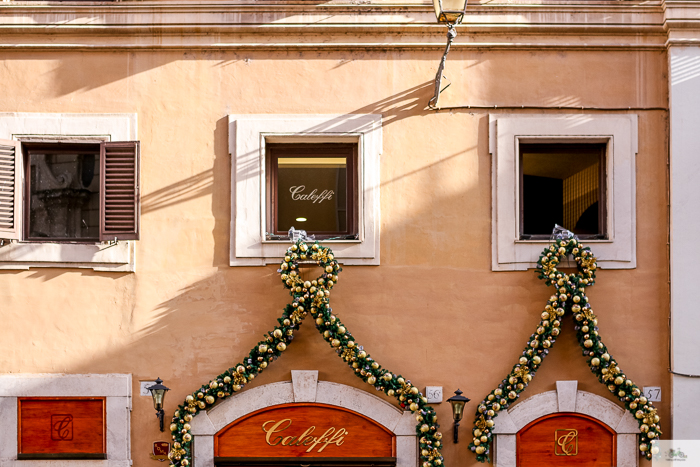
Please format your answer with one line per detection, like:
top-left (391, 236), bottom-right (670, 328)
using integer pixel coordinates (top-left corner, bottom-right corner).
top-left (521, 144), bottom-right (604, 238)
top-left (275, 156), bottom-right (348, 234)
top-left (28, 150), bottom-right (100, 240)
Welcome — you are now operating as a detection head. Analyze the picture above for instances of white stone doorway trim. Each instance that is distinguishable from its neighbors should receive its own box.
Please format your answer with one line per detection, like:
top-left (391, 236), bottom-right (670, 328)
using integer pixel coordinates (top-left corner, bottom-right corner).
top-left (492, 380), bottom-right (639, 467)
top-left (190, 371), bottom-right (417, 467)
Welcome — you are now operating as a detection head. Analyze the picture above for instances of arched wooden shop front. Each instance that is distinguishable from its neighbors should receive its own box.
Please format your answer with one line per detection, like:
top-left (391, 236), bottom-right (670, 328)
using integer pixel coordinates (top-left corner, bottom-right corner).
top-left (214, 403), bottom-right (396, 467)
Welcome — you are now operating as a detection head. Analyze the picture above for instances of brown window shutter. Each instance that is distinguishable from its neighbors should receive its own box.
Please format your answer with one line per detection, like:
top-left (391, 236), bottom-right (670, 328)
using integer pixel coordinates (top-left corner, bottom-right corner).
top-left (100, 141), bottom-right (140, 241)
top-left (0, 139), bottom-right (22, 240)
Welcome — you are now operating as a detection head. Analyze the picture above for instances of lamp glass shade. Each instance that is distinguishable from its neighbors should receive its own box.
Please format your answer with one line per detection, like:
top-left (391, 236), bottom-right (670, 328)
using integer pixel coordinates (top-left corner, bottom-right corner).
top-left (151, 389), bottom-right (166, 411)
top-left (433, 0), bottom-right (468, 24)
top-left (450, 399), bottom-right (465, 422)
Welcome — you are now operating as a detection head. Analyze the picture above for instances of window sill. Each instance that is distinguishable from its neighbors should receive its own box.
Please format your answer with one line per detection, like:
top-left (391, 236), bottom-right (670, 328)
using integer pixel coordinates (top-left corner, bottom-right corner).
top-left (0, 241), bottom-right (134, 272)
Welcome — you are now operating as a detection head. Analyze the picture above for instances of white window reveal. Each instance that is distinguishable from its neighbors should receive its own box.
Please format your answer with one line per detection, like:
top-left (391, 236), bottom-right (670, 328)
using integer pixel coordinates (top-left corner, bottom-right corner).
top-left (229, 114), bottom-right (381, 266)
top-left (490, 114), bottom-right (637, 271)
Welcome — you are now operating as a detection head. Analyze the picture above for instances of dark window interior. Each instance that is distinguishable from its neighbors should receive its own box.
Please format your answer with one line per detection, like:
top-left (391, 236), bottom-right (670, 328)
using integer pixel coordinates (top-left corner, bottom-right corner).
top-left (25, 143), bottom-right (101, 242)
top-left (268, 144), bottom-right (357, 239)
top-left (520, 143), bottom-right (606, 240)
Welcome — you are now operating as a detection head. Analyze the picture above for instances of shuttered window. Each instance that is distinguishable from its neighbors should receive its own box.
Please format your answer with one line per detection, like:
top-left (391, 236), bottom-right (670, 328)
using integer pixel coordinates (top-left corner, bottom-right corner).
top-left (0, 140), bottom-right (21, 240)
top-left (100, 141), bottom-right (140, 241)
top-left (0, 140), bottom-right (139, 243)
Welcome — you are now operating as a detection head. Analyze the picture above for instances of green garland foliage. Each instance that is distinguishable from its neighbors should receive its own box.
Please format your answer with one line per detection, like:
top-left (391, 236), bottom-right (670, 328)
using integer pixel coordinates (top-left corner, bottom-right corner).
top-left (469, 238), bottom-right (661, 462)
top-left (167, 240), bottom-right (444, 467)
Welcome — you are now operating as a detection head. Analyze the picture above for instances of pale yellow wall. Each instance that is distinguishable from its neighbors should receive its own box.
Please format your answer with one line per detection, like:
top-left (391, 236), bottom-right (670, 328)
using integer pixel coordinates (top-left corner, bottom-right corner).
top-left (0, 44), bottom-right (669, 466)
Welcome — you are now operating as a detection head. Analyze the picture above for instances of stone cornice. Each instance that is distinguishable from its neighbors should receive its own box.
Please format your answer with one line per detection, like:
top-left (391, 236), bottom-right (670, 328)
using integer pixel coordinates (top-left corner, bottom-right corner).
top-left (664, 0), bottom-right (700, 46)
top-left (0, 0), bottom-right (675, 50)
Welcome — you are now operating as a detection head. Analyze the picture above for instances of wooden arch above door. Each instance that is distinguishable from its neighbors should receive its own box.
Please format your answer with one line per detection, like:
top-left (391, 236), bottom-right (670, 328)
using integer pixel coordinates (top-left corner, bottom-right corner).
top-left (215, 403), bottom-right (396, 461)
top-left (517, 412), bottom-right (615, 467)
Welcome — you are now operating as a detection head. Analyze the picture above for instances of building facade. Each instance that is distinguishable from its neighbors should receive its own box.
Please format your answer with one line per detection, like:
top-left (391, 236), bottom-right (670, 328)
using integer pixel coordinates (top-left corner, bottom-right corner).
top-left (0, 0), bottom-right (697, 466)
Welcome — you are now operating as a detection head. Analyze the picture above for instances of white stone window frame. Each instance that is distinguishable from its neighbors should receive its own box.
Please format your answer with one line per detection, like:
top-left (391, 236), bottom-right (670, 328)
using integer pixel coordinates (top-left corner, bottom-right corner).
top-left (490, 114), bottom-right (637, 271)
top-left (0, 113), bottom-right (138, 272)
top-left (492, 381), bottom-right (639, 467)
top-left (0, 373), bottom-right (132, 467)
top-left (190, 371), bottom-right (416, 467)
top-left (229, 115), bottom-right (381, 266)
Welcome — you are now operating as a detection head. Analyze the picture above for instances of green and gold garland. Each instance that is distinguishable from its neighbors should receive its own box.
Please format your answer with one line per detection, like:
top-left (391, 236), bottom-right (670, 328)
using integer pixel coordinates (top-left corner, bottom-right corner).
top-left (469, 238), bottom-right (661, 462)
top-left (167, 240), bottom-right (444, 467)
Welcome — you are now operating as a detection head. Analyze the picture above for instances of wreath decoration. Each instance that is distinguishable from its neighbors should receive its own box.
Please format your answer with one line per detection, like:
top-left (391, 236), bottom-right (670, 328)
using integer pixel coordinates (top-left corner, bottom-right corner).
top-left (469, 238), bottom-right (661, 462)
top-left (167, 240), bottom-right (444, 467)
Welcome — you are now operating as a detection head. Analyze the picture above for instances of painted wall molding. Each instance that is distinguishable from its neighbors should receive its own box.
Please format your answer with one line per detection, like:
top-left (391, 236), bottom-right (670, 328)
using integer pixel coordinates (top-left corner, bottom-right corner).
top-left (0, 373), bottom-right (132, 467)
top-left (190, 371), bottom-right (417, 467)
top-left (492, 381), bottom-right (638, 467)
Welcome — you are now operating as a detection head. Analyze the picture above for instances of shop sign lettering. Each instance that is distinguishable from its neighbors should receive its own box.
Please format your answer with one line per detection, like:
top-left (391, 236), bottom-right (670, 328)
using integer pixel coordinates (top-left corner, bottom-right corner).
top-left (289, 186), bottom-right (334, 204)
top-left (262, 419), bottom-right (348, 453)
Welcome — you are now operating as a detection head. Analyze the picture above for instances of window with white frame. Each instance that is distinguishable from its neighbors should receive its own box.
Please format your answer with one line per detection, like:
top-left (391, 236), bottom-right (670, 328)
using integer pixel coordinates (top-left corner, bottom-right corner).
top-left (0, 113), bottom-right (140, 272)
top-left (490, 114), bottom-right (637, 271)
top-left (229, 115), bottom-right (381, 266)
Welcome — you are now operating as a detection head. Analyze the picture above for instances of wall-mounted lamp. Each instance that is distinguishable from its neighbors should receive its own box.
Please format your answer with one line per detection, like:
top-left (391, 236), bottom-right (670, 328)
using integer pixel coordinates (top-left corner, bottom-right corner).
top-left (447, 389), bottom-right (470, 443)
top-left (429, 0), bottom-right (469, 109)
top-left (147, 377), bottom-right (171, 432)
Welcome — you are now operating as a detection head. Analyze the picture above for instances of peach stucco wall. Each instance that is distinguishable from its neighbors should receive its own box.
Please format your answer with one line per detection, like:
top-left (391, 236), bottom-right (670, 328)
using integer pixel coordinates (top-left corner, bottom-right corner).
top-left (0, 23), bottom-right (669, 467)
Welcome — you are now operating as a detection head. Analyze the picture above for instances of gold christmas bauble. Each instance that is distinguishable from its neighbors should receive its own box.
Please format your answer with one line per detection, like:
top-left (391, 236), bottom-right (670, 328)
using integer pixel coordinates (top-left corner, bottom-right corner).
top-left (639, 396), bottom-right (648, 404)
top-left (223, 376), bottom-right (231, 384)
top-left (639, 443), bottom-right (648, 452)
top-left (325, 266), bottom-right (333, 273)
top-left (387, 389), bottom-right (395, 396)
top-left (316, 318), bottom-right (324, 325)
top-left (197, 392), bottom-right (204, 399)
top-left (331, 339), bottom-right (341, 347)
top-left (591, 357), bottom-right (600, 366)
top-left (277, 342), bottom-right (287, 351)
top-left (480, 436), bottom-right (488, 443)
top-left (182, 460), bottom-right (189, 466)
top-left (397, 377), bottom-right (405, 384)
top-left (183, 423), bottom-right (191, 431)
top-left (420, 424), bottom-right (430, 433)
top-left (184, 414), bottom-right (192, 422)
top-left (183, 433), bottom-right (192, 442)
top-left (630, 402), bottom-right (637, 409)
top-left (367, 376), bottom-right (377, 385)
top-left (323, 331), bottom-right (331, 338)
top-left (486, 420), bottom-right (495, 427)
top-left (641, 424), bottom-right (649, 433)
top-left (584, 339), bottom-right (593, 348)
top-left (170, 423), bottom-right (178, 432)
top-left (260, 361), bottom-right (268, 369)
top-left (473, 439), bottom-right (480, 446)
top-left (475, 446), bottom-right (486, 455)
top-left (205, 395), bottom-right (215, 404)
top-left (636, 410), bottom-right (644, 419)
top-left (492, 403), bottom-right (501, 412)
top-left (348, 341), bottom-right (355, 348)
top-left (614, 376), bottom-right (624, 385)
top-left (410, 387), bottom-right (419, 395)
top-left (273, 329), bottom-right (283, 338)
top-left (197, 401), bottom-right (206, 409)
top-left (410, 403), bottom-right (419, 411)
top-left (602, 353), bottom-right (610, 361)
top-left (473, 429), bottom-right (482, 437)
top-left (508, 391), bottom-right (517, 399)
top-left (422, 449), bottom-right (429, 457)
top-left (218, 391), bottom-right (225, 398)
top-left (233, 385), bottom-right (242, 391)
top-left (494, 388), bottom-right (503, 396)
top-left (371, 362), bottom-right (380, 369)
top-left (185, 395), bottom-right (194, 403)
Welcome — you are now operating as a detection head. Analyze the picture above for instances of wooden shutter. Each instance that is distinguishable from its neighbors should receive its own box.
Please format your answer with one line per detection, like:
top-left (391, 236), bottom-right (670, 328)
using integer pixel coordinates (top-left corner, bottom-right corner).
top-left (100, 141), bottom-right (140, 241)
top-left (0, 139), bottom-right (22, 240)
